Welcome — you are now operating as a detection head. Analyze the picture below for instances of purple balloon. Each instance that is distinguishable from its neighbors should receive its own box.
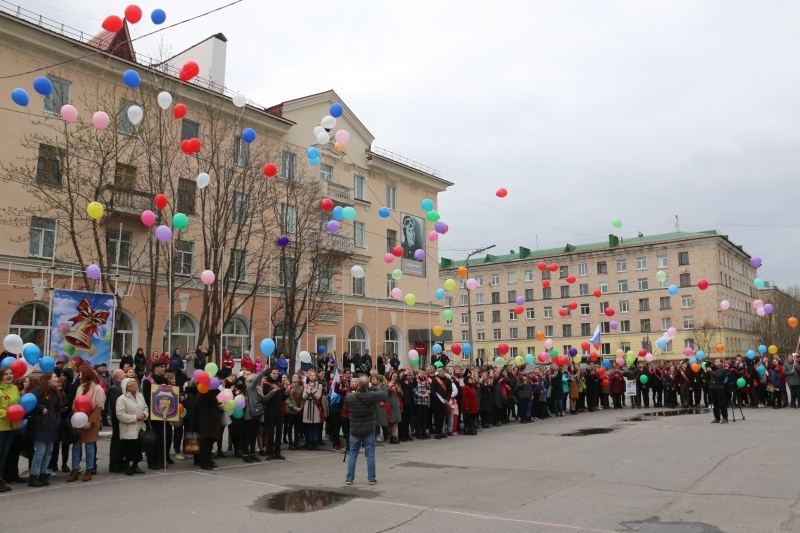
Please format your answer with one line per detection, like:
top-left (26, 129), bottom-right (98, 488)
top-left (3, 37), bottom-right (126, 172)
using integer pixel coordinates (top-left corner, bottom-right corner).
top-left (155, 225), bottom-right (172, 242)
top-left (569, 348), bottom-right (578, 356)
top-left (86, 264), bottom-right (101, 280)
top-left (609, 321), bottom-right (618, 330)
top-left (414, 249), bottom-right (425, 261)
top-left (764, 303), bottom-right (774, 315)
top-left (234, 398), bottom-right (246, 410)
top-left (750, 256), bottom-right (762, 267)
top-left (209, 377), bottom-right (220, 389)
top-left (277, 235), bottom-right (290, 247)
top-left (434, 221), bottom-right (447, 233)
top-left (193, 369), bottom-right (202, 379)
top-left (326, 220), bottom-right (339, 233)
top-left (515, 296), bottom-right (525, 305)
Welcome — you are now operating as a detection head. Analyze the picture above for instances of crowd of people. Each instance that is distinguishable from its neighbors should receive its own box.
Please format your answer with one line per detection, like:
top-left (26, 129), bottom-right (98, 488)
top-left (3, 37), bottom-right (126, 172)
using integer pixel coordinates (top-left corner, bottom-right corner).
top-left (0, 347), bottom-right (797, 490)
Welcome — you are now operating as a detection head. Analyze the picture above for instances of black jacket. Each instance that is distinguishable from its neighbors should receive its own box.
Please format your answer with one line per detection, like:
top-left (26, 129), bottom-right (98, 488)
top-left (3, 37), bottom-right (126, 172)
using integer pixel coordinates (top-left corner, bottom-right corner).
top-left (399, 374), bottom-right (415, 405)
top-left (709, 367), bottom-right (728, 389)
top-left (119, 354), bottom-right (134, 370)
top-left (262, 376), bottom-right (286, 418)
top-left (143, 373), bottom-right (169, 408)
top-left (108, 382), bottom-right (123, 424)
top-left (430, 374), bottom-right (452, 406)
top-left (345, 387), bottom-right (387, 437)
top-left (31, 388), bottom-right (61, 442)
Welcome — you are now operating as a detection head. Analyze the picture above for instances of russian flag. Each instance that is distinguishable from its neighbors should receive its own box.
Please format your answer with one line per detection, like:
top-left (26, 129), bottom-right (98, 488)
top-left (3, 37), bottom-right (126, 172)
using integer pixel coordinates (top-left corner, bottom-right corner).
top-left (589, 325), bottom-right (601, 348)
top-left (328, 365), bottom-right (341, 405)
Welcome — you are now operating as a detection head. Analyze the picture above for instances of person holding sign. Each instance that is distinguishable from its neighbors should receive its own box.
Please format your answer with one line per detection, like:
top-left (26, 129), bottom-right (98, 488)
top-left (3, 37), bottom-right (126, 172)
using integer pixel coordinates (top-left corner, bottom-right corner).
top-left (116, 377), bottom-right (147, 475)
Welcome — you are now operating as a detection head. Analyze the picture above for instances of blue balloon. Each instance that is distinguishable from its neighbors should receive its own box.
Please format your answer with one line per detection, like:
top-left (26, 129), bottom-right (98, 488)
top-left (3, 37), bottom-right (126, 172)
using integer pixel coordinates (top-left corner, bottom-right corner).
top-left (22, 344), bottom-right (41, 365)
top-left (16, 418), bottom-right (27, 435)
top-left (19, 393), bottom-right (37, 414)
top-left (39, 356), bottom-right (55, 372)
top-left (332, 206), bottom-right (343, 221)
top-left (758, 344), bottom-right (767, 354)
top-left (757, 365), bottom-right (766, 375)
top-left (378, 207), bottom-right (390, 218)
top-left (1, 356), bottom-right (15, 368)
top-left (462, 343), bottom-right (472, 355)
top-left (433, 344), bottom-right (442, 354)
top-left (525, 353), bottom-right (535, 365)
top-left (122, 70), bottom-right (140, 88)
top-left (602, 359), bottom-right (611, 368)
top-left (259, 338), bottom-right (275, 357)
top-left (657, 338), bottom-right (667, 349)
top-left (668, 284), bottom-right (678, 295)
top-left (151, 8), bottom-right (166, 24)
top-left (421, 198), bottom-right (434, 211)
top-left (746, 349), bottom-right (756, 360)
top-left (696, 351), bottom-right (705, 361)
top-left (307, 147), bottom-right (319, 159)
top-left (689, 357), bottom-right (697, 365)
top-left (309, 157), bottom-right (320, 167)
top-left (32, 76), bottom-right (52, 96)
top-left (435, 288), bottom-right (445, 300)
top-left (11, 88), bottom-right (29, 106)
top-left (330, 103), bottom-right (343, 118)
top-left (317, 346), bottom-right (326, 354)
top-left (241, 128), bottom-right (256, 143)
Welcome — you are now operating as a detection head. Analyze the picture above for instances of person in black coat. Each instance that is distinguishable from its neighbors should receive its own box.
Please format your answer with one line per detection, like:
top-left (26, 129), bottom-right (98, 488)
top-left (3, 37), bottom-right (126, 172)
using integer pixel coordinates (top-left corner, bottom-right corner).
top-left (376, 354), bottom-right (386, 376)
top-left (429, 364), bottom-right (452, 439)
top-left (197, 387), bottom-right (222, 470)
top-left (478, 373), bottom-right (493, 428)
top-left (389, 355), bottom-right (400, 373)
top-left (27, 372), bottom-right (63, 487)
top-left (398, 369), bottom-right (416, 441)
top-left (133, 349), bottom-right (147, 383)
top-left (119, 349), bottom-right (134, 371)
top-left (261, 368), bottom-right (287, 460)
top-left (584, 367), bottom-right (600, 412)
top-left (107, 369), bottom-right (125, 472)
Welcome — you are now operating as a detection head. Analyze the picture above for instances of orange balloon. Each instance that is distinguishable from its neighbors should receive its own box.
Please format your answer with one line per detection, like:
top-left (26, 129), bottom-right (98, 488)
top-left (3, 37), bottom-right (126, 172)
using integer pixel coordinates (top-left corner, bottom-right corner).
top-left (178, 404), bottom-right (185, 414)
top-left (535, 331), bottom-right (545, 341)
top-left (457, 266), bottom-right (468, 278)
top-left (715, 344), bottom-right (725, 354)
top-left (334, 142), bottom-right (346, 152)
top-left (197, 383), bottom-right (209, 393)
top-left (789, 317), bottom-right (798, 328)
top-left (691, 363), bottom-right (701, 372)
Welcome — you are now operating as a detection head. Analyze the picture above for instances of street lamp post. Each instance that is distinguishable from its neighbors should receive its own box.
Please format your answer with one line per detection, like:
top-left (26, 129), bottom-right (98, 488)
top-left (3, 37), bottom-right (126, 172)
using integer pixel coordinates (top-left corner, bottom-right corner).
top-left (465, 245), bottom-right (495, 364)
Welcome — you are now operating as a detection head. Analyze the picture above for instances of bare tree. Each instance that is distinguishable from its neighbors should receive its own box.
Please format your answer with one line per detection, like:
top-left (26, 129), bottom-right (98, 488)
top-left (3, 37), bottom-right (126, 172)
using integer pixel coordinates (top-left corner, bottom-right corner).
top-left (691, 320), bottom-right (721, 355)
top-left (752, 285), bottom-right (800, 356)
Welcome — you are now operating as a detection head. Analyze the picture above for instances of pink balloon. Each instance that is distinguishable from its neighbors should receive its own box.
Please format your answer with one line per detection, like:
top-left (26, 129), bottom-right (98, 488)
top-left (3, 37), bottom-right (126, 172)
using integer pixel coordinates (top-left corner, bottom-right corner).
top-left (720, 300), bottom-right (730, 311)
top-left (683, 347), bottom-right (694, 356)
top-left (645, 353), bottom-right (654, 362)
top-left (60, 104), bottom-right (78, 123)
top-left (408, 349), bottom-right (419, 360)
top-left (465, 278), bottom-right (478, 290)
top-left (617, 357), bottom-right (625, 366)
top-left (384, 253), bottom-right (395, 264)
top-left (200, 270), bottom-right (215, 285)
top-left (752, 299), bottom-right (763, 309)
top-left (391, 287), bottom-right (403, 300)
top-left (141, 210), bottom-right (156, 227)
top-left (756, 307), bottom-right (766, 316)
top-left (334, 130), bottom-right (350, 144)
top-left (428, 231), bottom-right (438, 241)
top-left (92, 111), bottom-right (110, 130)
top-left (667, 327), bottom-right (677, 337)
top-left (544, 339), bottom-right (553, 350)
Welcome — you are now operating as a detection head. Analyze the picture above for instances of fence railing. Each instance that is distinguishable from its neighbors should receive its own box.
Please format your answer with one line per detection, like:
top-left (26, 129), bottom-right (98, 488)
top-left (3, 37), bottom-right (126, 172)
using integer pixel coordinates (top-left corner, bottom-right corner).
top-left (370, 146), bottom-right (441, 178)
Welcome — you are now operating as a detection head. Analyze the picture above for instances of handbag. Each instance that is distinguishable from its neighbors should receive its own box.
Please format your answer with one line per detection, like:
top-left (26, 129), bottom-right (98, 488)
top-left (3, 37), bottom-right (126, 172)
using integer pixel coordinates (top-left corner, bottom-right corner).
top-left (766, 383), bottom-right (775, 393)
top-left (183, 431), bottom-right (201, 455)
top-left (24, 414), bottom-right (40, 441)
top-left (59, 417), bottom-right (80, 444)
top-left (138, 420), bottom-right (156, 445)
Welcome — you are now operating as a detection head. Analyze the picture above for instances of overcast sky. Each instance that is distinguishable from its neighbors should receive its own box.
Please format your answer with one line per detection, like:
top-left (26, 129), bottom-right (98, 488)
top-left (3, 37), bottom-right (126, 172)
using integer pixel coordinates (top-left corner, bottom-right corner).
top-left (16, 0), bottom-right (800, 286)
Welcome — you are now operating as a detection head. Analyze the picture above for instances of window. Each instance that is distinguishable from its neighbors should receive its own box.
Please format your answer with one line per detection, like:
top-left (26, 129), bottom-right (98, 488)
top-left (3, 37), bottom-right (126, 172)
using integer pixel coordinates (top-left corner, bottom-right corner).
top-left (544, 325), bottom-right (553, 337)
top-left (43, 76), bottom-right (71, 114)
top-left (507, 290), bottom-right (517, 303)
top-left (352, 271), bottom-right (364, 296)
top-left (491, 292), bottom-right (500, 304)
top-left (475, 275), bottom-right (484, 286)
top-left (679, 273), bottom-right (691, 287)
top-left (618, 280), bottom-right (628, 292)
top-left (510, 328), bottom-right (518, 339)
top-left (544, 306), bottom-right (553, 318)
top-left (107, 230), bottom-right (131, 268)
top-left (560, 286), bottom-right (570, 298)
top-left (684, 339), bottom-right (695, 350)
top-left (578, 263), bottom-right (588, 276)
top-left (616, 259), bottom-right (627, 272)
top-left (561, 305), bottom-right (571, 317)
top-left (601, 322), bottom-right (610, 334)
top-left (181, 119), bottom-right (200, 141)
top-left (175, 240), bottom-right (193, 275)
top-left (660, 296), bottom-right (671, 310)
top-left (524, 270), bottom-right (534, 281)
top-left (177, 179), bottom-right (196, 215)
top-left (446, 317), bottom-right (453, 326)
top-left (510, 347), bottom-right (518, 357)
top-left (526, 308), bottom-right (535, 319)
top-left (559, 266), bottom-right (569, 278)
top-left (386, 229), bottom-right (397, 253)
top-left (636, 257), bottom-right (647, 270)
top-left (678, 252), bottom-right (689, 266)
top-left (599, 282), bottom-right (608, 294)
top-left (639, 298), bottom-right (650, 311)
top-left (231, 249), bottom-right (247, 281)
top-left (525, 288), bottom-right (534, 301)
top-left (115, 163), bottom-right (137, 189)
top-left (579, 283), bottom-right (589, 296)
top-left (601, 343), bottom-right (611, 356)
top-left (492, 310), bottom-right (501, 322)
top-left (658, 255), bottom-right (668, 268)
top-left (477, 330), bottom-right (485, 341)
top-left (280, 203), bottom-right (296, 233)
top-left (113, 311), bottom-right (134, 360)
top-left (281, 151), bottom-right (296, 180)
top-left (493, 329), bottom-right (502, 340)
top-left (37, 144), bottom-right (62, 185)
top-left (619, 320), bottom-right (630, 333)
top-left (386, 186), bottom-right (396, 210)
top-left (508, 310), bottom-right (517, 321)
top-left (353, 175), bottom-right (366, 201)
top-left (234, 136), bottom-right (250, 166)
top-left (620, 342), bottom-right (630, 353)
top-left (508, 272), bottom-right (517, 284)
top-left (118, 99), bottom-right (136, 134)
top-left (476, 293), bottom-right (484, 305)
top-left (562, 324), bottom-right (572, 337)
top-left (386, 274), bottom-right (396, 297)
top-left (683, 316), bottom-right (694, 329)
top-left (543, 287), bottom-right (552, 299)
top-left (580, 304), bottom-right (590, 316)
top-left (527, 326), bottom-right (536, 338)
top-left (461, 331), bottom-right (469, 342)
top-left (600, 302), bottom-right (609, 314)
top-left (542, 269), bottom-right (551, 280)
top-left (664, 340), bottom-right (673, 353)
top-left (461, 313), bottom-right (469, 325)
top-left (29, 217), bottom-right (56, 258)
top-left (661, 317), bottom-right (672, 331)
top-left (597, 261), bottom-right (607, 274)
top-left (320, 163), bottom-right (332, 181)
top-left (640, 319), bottom-right (651, 332)
top-left (638, 278), bottom-right (649, 290)
top-left (619, 300), bottom-right (629, 313)
top-left (581, 323), bottom-right (591, 336)
top-left (491, 274), bottom-right (500, 285)
top-left (476, 312), bottom-right (485, 324)
top-left (681, 295), bottom-right (693, 308)
top-left (658, 276), bottom-right (670, 289)
top-left (445, 297), bottom-right (452, 308)
top-left (233, 193), bottom-right (250, 224)
top-left (461, 295), bottom-right (469, 306)
top-left (354, 221), bottom-right (365, 248)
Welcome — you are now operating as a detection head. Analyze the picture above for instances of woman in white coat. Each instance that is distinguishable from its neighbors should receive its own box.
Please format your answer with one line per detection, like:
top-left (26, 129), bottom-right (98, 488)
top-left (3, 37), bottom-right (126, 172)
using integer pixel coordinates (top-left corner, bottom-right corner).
top-left (116, 378), bottom-right (148, 475)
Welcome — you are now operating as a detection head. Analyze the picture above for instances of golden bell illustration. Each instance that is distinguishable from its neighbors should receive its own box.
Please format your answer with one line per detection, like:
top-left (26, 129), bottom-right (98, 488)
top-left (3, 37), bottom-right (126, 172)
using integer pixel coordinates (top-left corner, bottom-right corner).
top-left (64, 298), bottom-right (110, 352)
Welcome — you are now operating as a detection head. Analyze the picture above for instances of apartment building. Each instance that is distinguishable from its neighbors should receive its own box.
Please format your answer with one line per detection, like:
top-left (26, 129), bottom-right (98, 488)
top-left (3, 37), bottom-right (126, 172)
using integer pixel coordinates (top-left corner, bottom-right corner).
top-left (440, 231), bottom-right (759, 363)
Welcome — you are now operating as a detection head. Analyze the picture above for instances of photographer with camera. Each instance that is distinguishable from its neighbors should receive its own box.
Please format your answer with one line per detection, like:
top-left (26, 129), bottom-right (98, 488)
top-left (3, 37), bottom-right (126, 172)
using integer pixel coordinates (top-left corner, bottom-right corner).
top-left (708, 358), bottom-right (729, 423)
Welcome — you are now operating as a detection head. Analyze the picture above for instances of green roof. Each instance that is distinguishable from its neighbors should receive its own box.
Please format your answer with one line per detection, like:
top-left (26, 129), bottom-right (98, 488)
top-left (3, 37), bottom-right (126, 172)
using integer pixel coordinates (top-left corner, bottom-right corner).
top-left (440, 230), bottom-right (722, 268)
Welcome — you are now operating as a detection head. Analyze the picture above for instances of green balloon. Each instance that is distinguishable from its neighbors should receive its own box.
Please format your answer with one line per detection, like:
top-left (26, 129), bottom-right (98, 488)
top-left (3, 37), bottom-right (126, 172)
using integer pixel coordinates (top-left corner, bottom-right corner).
top-left (232, 408), bottom-right (244, 419)
top-left (205, 362), bottom-right (218, 376)
top-left (64, 343), bottom-right (75, 356)
top-left (443, 309), bottom-right (453, 321)
top-left (656, 271), bottom-right (667, 283)
top-left (392, 269), bottom-right (403, 281)
top-left (736, 377), bottom-right (746, 388)
top-left (342, 206), bottom-right (357, 220)
top-left (172, 212), bottom-right (189, 230)
top-left (549, 349), bottom-right (558, 357)
top-left (626, 356), bottom-right (635, 366)
top-left (494, 357), bottom-right (505, 367)
top-left (639, 374), bottom-right (648, 384)
top-left (612, 218), bottom-right (622, 228)
top-left (426, 210), bottom-right (440, 223)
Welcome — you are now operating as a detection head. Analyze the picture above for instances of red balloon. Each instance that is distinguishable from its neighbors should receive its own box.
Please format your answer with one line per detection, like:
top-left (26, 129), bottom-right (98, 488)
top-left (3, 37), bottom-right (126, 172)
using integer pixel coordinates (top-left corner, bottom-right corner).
top-left (698, 279), bottom-right (709, 290)
top-left (154, 193), bottom-right (168, 210)
top-left (601, 379), bottom-right (610, 388)
top-left (560, 356), bottom-right (569, 366)
top-left (72, 356), bottom-right (84, 368)
top-left (124, 4), bottom-right (142, 23)
top-left (604, 307), bottom-right (615, 317)
top-left (180, 139), bottom-right (191, 154)
top-left (263, 163), bottom-right (278, 178)
top-left (320, 198), bottom-right (333, 211)
top-left (590, 352), bottom-right (598, 362)
top-left (638, 349), bottom-right (648, 357)
top-left (5, 404), bottom-right (24, 423)
top-left (593, 289), bottom-right (602, 298)
top-left (179, 61), bottom-right (200, 82)
top-left (451, 343), bottom-right (462, 355)
top-left (537, 261), bottom-right (547, 271)
top-left (542, 280), bottom-right (550, 289)
top-left (74, 395), bottom-right (92, 414)
top-left (548, 263), bottom-right (559, 272)
top-left (568, 301), bottom-right (578, 311)
top-left (196, 371), bottom-right (210, 385)
top-left (102, 15), bottom-right (124, 33)
top-left (173, 103), bottom-right (187, 119)
top-left (498, 343), bottom-right (509, 355)
top-left (496, 188), bottom-right (507, 198)
top-left (392, 246), bottom-right (403, 257)
top-left (514, 305), bottom-right (524, 315)
top-left (187, 138), bottom-right (201, 153)
top-left (558, 308), bottom-right (568, 317)
top-left (566, 275), bottom-right (576, 284)
top-left (581, 341), bottom-right (590, 351)
top-left (10, 359), bottom-right (26, 378)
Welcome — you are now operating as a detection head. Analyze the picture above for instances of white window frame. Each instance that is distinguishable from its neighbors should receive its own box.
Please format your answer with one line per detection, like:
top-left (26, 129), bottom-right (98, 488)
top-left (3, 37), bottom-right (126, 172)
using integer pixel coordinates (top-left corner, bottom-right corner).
top-left (578, 263), bottom-right (588, 277)
top-left (526, 308), bottom-right (535, 319)
top-left (618, 280), bottom-right (628, 293)
top-left (658, 255), bottom-right (668, 268)
top-left (475, 293), bottom-right (484, 305)
top-left (476, 312), bottom-right (485, 324)
top-left (175, 240), bottom-right (193, 276)
top-left (475, 275), bottom-right (484, 287)
top-left (386, 185), bottom-right (396, 210)
top-left (491, 274), bottom-right (500, 286)
top-left (477, 330), bottom-right (485, 341)
top-left (524, 270), bottom-right (533, 281)
top-left (580, 304), bottom-right (590, 316)
top-left (281, 150), bottom-right (296, 181)
top-left (683, 316), bottom-right (694, 329)
top-left (29, 217), bottom-right (56, 259)
top-left (280, 203), bottom-right (296, 233)
top-left (233, 192), bottom-right (251, 225)
top-left (352, 273), bottom-right (365, 296)
top-left (354, 221), bottom-right (365, 248)
top-left (460, 294), bottom-right (469, 306)
top-left (544, 306), bottom-right (553, 319)
top-left (616, 259), bottom-right (627, 273)
top-left (636, 257), bottom-right (647, 270)
top-left (661, 317), bottom-right (672, 331)
top-left (353, 174), bottom-right (366, 201)
top-left (579, 283), bottom-right (589, 296)
top-left (509, 327), bottom-right (518, 340)
top-left (599, 282), bottom-right (609, 294)
top-left (619, 300), bottom-right (629, 313)
top-left (461, 313), bottom-right (469, 325)
top-left (508, 272), bottom-right (516, 284)
top-left (681, 295), bottom-right (693, 309)
top-left (638, 278), bottom-right (649, 291)
top-left (320, 163), bottom-right (333, 181)
top-left (493, 329), bottom-right (502, 341)
top-left (231, 249), bottom-right (248, 282)
top-left (43, 76), bottom-right (71, 114)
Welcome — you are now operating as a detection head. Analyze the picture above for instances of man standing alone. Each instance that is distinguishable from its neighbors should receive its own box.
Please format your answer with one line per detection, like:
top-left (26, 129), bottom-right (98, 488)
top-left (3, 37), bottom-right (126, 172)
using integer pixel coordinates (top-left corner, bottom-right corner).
top-left (708, 358), bottom-right (729, 423)
top-left (344, 375), bottom-right (386, 485)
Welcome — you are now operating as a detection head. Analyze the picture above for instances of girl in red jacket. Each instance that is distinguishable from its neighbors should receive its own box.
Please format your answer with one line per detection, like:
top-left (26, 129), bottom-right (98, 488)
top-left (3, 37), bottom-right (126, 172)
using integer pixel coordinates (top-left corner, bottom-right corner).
top-left (461, 374), bottom-right (479, 435)
top-left (221, 350), bottom-right (234, 377)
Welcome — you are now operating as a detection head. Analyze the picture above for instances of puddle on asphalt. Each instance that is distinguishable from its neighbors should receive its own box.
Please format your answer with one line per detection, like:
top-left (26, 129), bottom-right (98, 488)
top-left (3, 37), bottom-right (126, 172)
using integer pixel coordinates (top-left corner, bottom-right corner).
top-left (263, 489), bottom-right (353, 512)
top-left (620, 408), bottom-right (710, 421)
top-left (561, 428), bottom-right (617, 436)
top-left (622, 519), bottom-right (723, 533)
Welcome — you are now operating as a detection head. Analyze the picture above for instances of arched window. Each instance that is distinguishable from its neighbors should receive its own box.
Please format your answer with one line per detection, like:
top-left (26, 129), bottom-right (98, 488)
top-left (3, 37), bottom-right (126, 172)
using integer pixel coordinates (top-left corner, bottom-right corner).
top-left (113, 310), bottom-right (135, 360)
top-left (222, 316), bottom-right (250, 358)
top-left (383, 327), bottom-right (400, 357)
top-left (348, 325), bottom-right (368, 356)
top-left (163, 314), bottom-right (197, 355)
top-left (9, 302), bottom-right (49, 354)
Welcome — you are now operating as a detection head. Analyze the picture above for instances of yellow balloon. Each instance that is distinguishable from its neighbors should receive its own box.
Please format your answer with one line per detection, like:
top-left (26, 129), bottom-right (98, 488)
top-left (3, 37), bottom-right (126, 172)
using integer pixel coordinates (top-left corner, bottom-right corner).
top-left (433, 325), bottom-right (443, 337)
top-left (768, 345), bottom-right (778, 355)
top-left (405, 293), bottom-right (416, 306)
top-left (573, 354), bottom-right (582, 364)
top-left (86, 201), bottom-right (104, 220)
top-left (443, 278), bottom-right (456, 291)
top-left (514, 356), bottom-right (524, 366)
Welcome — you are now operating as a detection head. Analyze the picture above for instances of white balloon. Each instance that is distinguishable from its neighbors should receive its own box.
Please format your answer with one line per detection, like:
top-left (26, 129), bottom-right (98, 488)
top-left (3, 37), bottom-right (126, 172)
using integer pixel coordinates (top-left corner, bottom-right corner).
top-left (3, 334), bottom-right (23, 354)
top-left (316, 131), bottom-right (330, 145)
top-left (71, 412), bottom-right (89, 429)
top-left (157, 91), bottom-right (172, 110)
top-left (196, 172), bottom-right (210, 189)
top-left (232, 93), bottom-right (247, 108)
top-left (351, 265), bottom-right (365, 278)
top-left (313, 126), bottom-right (325, 137)
top-left (320, 115), bottom-right (336, 129)
top-left (299, 351), bottom-right (312, 364)
top-left (127, 105), bottom-right (143, 125)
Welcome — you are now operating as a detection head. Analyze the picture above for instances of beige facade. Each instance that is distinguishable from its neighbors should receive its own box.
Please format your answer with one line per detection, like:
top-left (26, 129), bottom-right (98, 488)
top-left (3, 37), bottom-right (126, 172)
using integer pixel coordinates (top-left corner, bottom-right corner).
top-left (439, 231), bottom-right (759, 363)
top-left (0, 9), bottom-right (451, 369)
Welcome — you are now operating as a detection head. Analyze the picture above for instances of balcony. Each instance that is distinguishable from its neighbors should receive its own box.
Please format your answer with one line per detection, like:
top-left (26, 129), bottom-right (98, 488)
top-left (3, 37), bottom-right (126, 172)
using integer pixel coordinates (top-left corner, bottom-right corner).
top-left (102, 185), bottom-right (154, 217)
top-left (309, 231), bottom-right (354, 255)
top-left (326, 181), bottom-right (353, 206)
